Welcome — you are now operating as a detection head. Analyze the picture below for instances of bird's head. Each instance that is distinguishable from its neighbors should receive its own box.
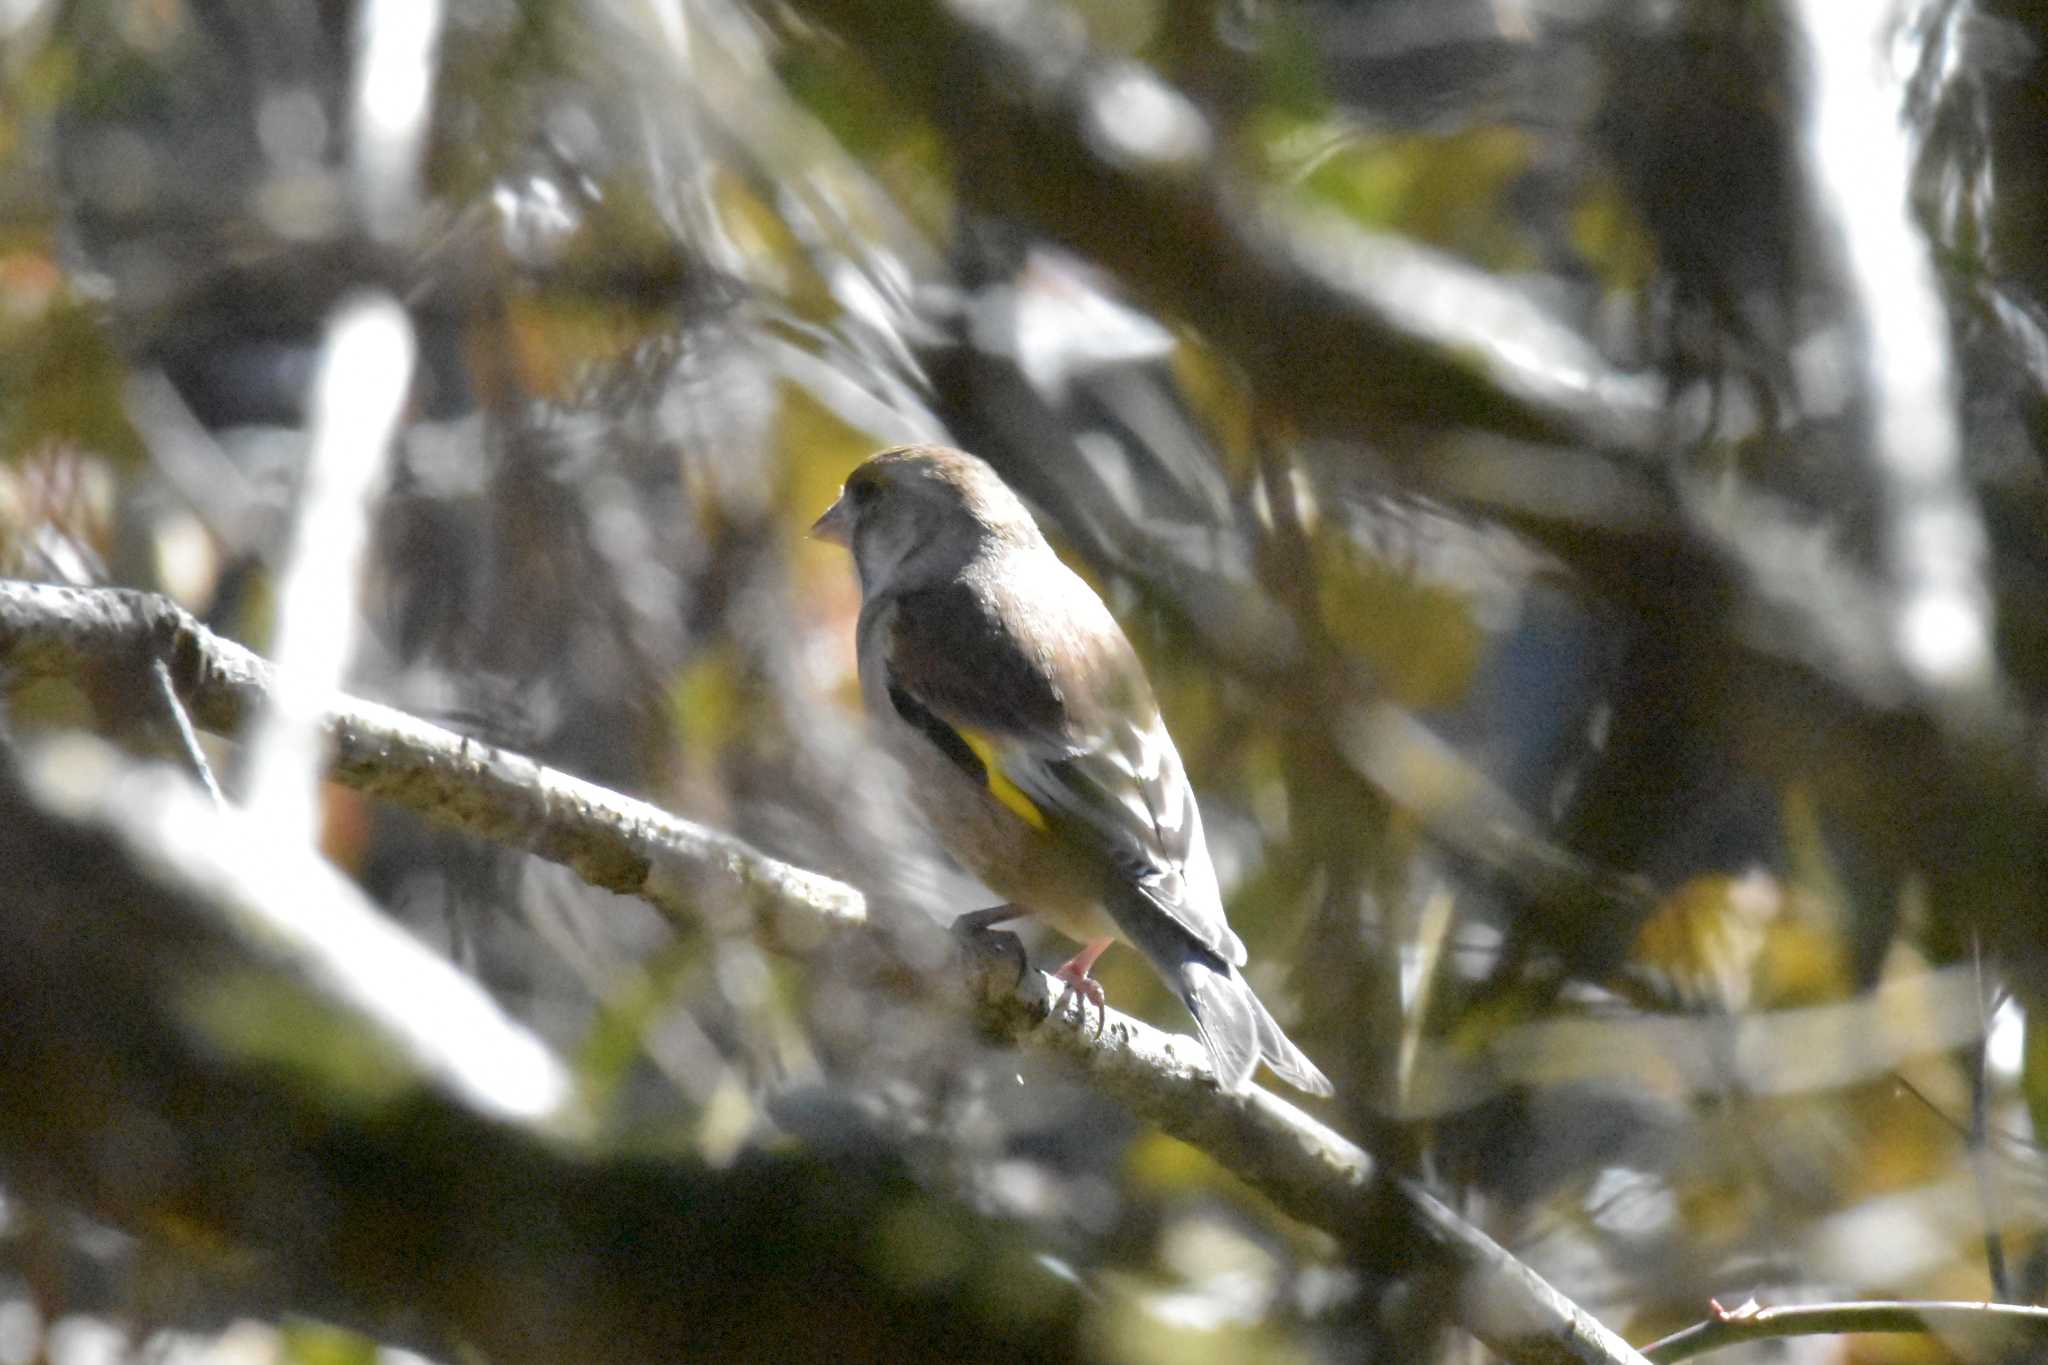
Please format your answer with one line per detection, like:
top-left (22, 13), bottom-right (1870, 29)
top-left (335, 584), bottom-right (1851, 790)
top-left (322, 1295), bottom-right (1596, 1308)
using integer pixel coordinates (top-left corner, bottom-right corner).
top-left (812, 445), bottom-right (1041, 594)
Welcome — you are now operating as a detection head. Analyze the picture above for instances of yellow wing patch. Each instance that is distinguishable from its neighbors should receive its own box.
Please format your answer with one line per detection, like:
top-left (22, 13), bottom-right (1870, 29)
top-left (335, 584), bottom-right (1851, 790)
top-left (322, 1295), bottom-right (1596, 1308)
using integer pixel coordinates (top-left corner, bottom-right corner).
top-left (957, 728), bottom-right (1049, 831)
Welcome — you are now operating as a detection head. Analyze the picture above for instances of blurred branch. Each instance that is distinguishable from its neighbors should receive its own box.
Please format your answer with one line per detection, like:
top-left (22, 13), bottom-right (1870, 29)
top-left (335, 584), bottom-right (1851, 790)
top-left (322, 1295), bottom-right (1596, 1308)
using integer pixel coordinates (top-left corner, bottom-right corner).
top-left (1398, 964), bottom-right (1988, 1118)
top-left (1338, 698), bottom-right (1657, 934)
top-left (1787, 0), bottom-right (2002, 727)
top-left (782, 0), bottom-right (1663, 454)
top-left (12, 735), bottom-right (572, 1124)
top-left (0, 580), bottom-right (868, 952)
top-left (0, 579), bottom-right (1647, 1365)
top-left (247, 294), bottom-right (415, 845)
top-left (0, 741), bottom-right (1076, 1363)
top-left (1641, 1298), bottom-right (2048, 1362)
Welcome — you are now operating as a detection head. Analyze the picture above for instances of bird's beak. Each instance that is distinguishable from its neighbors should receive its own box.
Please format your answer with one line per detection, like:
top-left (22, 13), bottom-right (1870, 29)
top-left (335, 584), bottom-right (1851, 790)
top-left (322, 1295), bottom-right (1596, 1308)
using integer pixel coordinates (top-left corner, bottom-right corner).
top-left (811, 492), bottom-right (853, 546)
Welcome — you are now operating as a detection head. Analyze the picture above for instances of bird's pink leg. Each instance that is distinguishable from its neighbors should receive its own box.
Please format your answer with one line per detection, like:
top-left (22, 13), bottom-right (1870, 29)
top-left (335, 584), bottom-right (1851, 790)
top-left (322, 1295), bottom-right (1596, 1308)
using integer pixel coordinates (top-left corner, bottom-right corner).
top-left (1051, 937), bottom-right (1114, 1036)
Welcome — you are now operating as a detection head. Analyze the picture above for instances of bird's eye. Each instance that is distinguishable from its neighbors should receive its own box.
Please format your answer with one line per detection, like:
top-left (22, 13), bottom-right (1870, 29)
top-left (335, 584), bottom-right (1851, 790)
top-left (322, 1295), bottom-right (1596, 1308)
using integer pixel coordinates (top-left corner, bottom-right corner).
top-left (849, 478), bottom-right (878, 505)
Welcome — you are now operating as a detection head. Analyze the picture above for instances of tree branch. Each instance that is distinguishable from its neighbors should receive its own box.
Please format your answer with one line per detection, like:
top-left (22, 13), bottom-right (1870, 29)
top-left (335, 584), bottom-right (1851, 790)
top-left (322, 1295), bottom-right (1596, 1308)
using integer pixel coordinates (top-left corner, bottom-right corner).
top-left (0, 578), bottom-right (1647, 1365)
top-left (0, 580), bottom-right (867, 954)
top-left (963, 934), bottom-right (1646, 1364)
top-left (1642, 1298), bottom-right (2048, 1362)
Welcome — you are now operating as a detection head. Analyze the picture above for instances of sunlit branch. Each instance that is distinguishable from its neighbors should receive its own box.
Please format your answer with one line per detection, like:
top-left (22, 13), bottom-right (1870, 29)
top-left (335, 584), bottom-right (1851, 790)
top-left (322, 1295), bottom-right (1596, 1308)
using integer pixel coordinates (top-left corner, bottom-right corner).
top-left (0, 580), bottom-right (868, 952)
top-left (958, 933), bottom-right (1650, 1365)
top-left (1642, 1298), bottom-right (2048, 1362)
top-left (0, 578), bottom-right (1646, 1365)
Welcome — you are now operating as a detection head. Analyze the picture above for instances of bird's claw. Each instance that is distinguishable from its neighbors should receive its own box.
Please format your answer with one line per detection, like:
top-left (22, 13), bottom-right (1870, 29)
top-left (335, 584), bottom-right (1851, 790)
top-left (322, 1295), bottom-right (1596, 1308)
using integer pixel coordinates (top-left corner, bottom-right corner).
top-left (1051, 967), bottom-right (1108, 1037)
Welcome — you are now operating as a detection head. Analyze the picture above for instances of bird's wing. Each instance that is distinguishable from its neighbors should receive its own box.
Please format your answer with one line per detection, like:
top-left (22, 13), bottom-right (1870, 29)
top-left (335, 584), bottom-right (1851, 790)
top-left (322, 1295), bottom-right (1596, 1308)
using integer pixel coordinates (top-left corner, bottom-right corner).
top-left (884, 572), bottom-right (1243, 964)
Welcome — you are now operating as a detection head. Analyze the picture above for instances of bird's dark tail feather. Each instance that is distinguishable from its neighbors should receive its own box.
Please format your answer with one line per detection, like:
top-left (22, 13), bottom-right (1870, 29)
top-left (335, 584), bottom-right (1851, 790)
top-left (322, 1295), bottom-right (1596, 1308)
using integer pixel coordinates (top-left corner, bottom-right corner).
top-left (1181, 962), bottom-right (1333, 1098)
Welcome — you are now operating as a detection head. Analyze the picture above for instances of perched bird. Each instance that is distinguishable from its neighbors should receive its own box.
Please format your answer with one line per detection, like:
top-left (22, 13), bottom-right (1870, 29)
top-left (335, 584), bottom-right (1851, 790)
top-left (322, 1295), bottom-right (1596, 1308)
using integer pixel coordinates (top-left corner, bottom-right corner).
top-left (813, 445), bottom-right (1332, 1097)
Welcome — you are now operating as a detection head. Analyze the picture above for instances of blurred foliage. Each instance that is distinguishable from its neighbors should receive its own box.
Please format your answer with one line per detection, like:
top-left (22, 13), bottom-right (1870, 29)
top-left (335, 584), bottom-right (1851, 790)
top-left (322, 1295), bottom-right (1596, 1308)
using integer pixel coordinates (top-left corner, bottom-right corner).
top-left (3, 0), bottom-right (2048, 1361)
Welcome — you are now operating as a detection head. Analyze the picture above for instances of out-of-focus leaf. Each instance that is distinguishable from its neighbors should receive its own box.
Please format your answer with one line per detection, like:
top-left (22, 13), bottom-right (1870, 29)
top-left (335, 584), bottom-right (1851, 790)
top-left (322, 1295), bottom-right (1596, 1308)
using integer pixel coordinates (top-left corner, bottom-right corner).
top-left (1569, 177), bottom-right (1657, 295)
top-left (1165, 336), bottom-right (1255, 481)
top-left (2020, 993), bottom-right (2048, 1153)
top-left (1631, 870), bottom-right (1849, 1011)
top-left (572, 936), bottom-right (704, 1128)
top-left (1840, 1068), bottom-right (1960, 1202)
top-left (1314, 526), bottom-right (1484, 708)
top-left (1276, 124), bottom-right (1539, 269)
top-left (668, 644), bottom-right (747, 751)
top-left (179, 972), bottom-right (417, 1109)
top-left (1, 293), bottom-right (144, 468)
top-left (1126, 1128), bottom-right (1234, 1198)
top-left (279, 1320), bottom-right (379, 1365)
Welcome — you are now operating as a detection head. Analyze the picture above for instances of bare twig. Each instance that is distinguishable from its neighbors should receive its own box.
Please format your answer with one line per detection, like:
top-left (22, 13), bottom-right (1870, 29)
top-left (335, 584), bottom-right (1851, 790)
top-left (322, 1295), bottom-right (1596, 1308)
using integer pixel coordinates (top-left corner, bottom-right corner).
top-left (150, 656), bottom-right (224, 805)
top-left (1642, 1298), bottom-right (2048, 1362)
top-left (0, 577), bottom-right (1647, 1365)
top-left (1968, 935), bottom-right (2011, 1297)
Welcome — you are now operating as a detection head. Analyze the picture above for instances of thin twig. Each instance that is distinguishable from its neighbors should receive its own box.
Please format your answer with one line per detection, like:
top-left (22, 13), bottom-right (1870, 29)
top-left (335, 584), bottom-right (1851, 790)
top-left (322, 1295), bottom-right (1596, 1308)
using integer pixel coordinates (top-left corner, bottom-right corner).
top-left (1969, 932), bottom-right (2011, 1297)
top-left (151, 656), bottom-right (224, 806)
top-left (1642, 1298), bottom-right (2048, 1362)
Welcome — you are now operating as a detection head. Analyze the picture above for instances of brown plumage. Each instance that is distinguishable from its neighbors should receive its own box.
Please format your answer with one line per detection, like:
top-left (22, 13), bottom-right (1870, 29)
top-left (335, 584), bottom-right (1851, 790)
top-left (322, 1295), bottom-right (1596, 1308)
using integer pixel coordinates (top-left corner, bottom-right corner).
top-left (814, 445), bottom-right (1331, 1097)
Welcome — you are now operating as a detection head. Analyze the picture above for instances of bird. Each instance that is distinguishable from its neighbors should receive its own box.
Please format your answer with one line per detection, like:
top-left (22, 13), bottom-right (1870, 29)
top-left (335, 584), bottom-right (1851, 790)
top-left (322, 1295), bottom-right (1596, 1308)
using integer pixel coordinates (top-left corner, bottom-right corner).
top-left (812, 444), bottom-right (1332, 1097)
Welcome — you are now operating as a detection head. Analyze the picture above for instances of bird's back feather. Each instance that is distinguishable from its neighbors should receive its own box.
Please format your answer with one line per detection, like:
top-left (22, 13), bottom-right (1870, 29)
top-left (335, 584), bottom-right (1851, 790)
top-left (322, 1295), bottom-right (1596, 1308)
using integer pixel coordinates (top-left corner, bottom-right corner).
top-left (884, 551), bottom-right (1240, 960)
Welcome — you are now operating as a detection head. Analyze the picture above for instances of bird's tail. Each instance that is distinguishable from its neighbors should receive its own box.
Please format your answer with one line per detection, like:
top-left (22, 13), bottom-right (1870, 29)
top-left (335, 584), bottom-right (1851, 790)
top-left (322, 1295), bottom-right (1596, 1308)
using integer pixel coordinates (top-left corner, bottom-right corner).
top-left (1179, 959), bottom-right (1334, 1098)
